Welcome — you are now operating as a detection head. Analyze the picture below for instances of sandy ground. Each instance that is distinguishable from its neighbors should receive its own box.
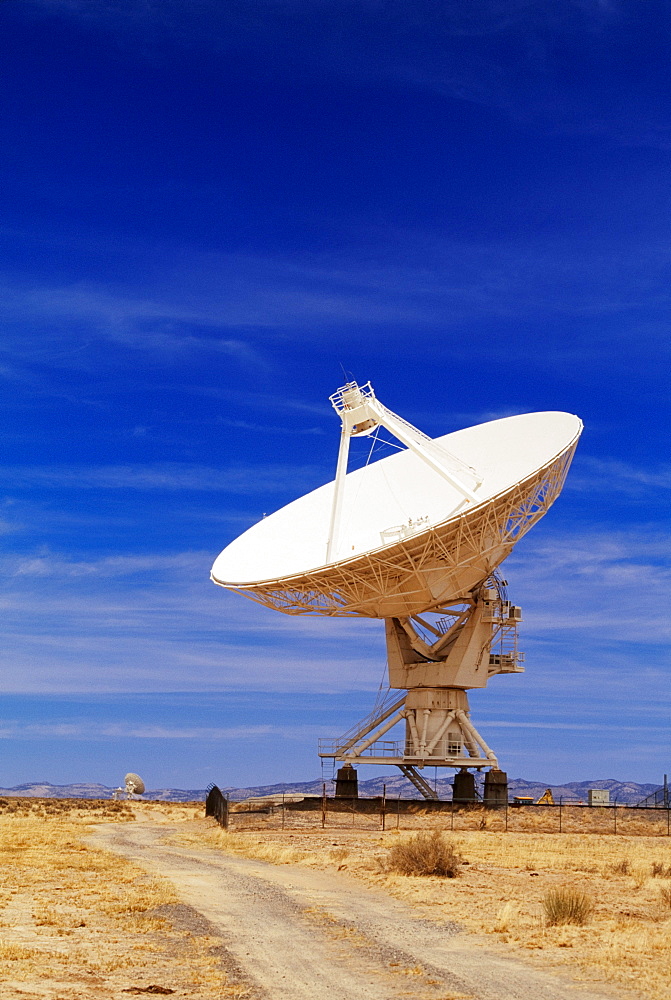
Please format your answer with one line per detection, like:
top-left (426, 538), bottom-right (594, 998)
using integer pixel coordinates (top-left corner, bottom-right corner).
top-left (216, 804), bottom-right (671, 1000)
top-left (94, 820), bottom-right (632, 1000)
top-left (0, 804), bottom-right (233, 1000)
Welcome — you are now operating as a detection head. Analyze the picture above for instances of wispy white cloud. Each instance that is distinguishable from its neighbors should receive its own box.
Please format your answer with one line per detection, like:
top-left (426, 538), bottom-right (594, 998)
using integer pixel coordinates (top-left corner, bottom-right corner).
top-left (506, 528), bottom-right (671, 644)
top-left (0, 278), bottom-right (271, 365)
top-left (0, 721), bottom-right (293, 741)
top-left (20, 0), bottom-right (666, 151)
top-left (0, 523), bottom-right (667, 700)
top-left (216, 417), bottom-right (326, 437)
top-left (9, 551), bottom-right (203, 579)
top-left (0, 462), bottom-right (321, 494)
top-left (0, 546), bottom-right (383, 694)
top-left (1, 232), bottom-right (669, 366)
top-left (567, 456), bottom-right (671, 495)
top-left (480, 719), bottom-right (668, 732)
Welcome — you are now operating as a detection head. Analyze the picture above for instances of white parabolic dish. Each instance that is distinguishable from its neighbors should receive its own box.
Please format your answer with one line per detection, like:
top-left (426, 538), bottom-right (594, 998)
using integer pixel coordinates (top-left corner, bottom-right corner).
top-left (212, 411), bottom-right (582, 619)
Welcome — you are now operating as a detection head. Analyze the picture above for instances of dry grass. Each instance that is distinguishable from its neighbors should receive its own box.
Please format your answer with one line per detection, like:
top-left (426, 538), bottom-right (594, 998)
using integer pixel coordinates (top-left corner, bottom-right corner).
top-left (607, 857), bottom-right (631, 875)
top-left (193, 812), bottom-right (671, 1000)
top-left (0, 798), bottom-right (233, 998)
top-left (658, 884), bottom-right (671, 910)
top-left (0, 795), bottom-right (134, 821)
top-left (542, 887), bottom-right (594, 926)
top-left (492, 901), bottom-right (517, 933)
top-left (176, 825), bottom-right (321, 866)
top-left (387, 830), bottom-right (462, 877)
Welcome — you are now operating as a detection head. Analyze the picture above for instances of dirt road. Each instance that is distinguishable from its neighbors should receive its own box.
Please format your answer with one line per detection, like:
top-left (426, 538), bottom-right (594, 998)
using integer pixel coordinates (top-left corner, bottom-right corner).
top-left (94, 823), bottom-right (626, 1000)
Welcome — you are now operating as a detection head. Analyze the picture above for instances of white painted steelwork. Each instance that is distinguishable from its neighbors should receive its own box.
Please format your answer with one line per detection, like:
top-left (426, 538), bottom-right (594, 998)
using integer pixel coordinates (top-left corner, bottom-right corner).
top-left (211, 385), bottom-right (581, 619)
top-left (211, 382), bottom-right (582, 796)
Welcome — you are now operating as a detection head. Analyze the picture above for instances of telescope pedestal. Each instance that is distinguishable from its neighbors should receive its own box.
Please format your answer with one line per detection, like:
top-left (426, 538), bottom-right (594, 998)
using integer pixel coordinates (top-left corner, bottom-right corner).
top-left (402, 687), bottom-right (498, 767)
top-left (318, 579), bottom-right (523, 799)
top-left (319, 686), bottom-right (497, 766)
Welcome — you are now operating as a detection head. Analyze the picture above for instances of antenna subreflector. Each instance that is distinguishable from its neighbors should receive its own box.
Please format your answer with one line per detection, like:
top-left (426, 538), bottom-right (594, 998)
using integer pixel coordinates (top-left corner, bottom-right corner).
top-left (211, 382), bottom-right (582, 798)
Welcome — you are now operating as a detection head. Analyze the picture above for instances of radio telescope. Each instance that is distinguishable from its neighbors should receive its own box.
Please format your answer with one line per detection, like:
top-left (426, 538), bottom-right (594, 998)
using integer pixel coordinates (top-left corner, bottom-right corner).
top-left (124, 773), bottom-right (145, 796)
top-left (212, 382), bottom-right (582, 799)
top-left (112, 773), bottom-right (146, 800)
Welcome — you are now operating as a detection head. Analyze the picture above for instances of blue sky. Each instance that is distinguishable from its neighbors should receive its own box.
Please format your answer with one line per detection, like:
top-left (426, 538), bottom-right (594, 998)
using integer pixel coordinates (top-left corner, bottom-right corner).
top-left (0, 0), bottom-right (669, 790)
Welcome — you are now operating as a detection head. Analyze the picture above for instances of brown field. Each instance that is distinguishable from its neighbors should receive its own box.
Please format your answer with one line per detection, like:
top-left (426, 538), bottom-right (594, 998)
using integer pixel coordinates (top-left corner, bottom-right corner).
top-left (0, 798), bottom-right (239, 999)
top-left (2, 796), bottom-right (670, 999)
top-left (182, 804), bottom-right (671, 1000)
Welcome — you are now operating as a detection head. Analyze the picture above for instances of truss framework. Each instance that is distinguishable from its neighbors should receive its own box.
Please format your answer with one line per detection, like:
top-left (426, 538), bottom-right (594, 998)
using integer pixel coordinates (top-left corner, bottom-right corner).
top-left (318, 701), bottom-right (498, 770)
top-left (220, 441), bottom-right (578, 619)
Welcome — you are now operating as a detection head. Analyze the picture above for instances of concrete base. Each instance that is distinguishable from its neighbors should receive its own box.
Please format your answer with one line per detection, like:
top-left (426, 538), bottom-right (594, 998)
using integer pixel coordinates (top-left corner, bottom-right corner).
top-left (334, 763), bottom-right (358, 798)
top-left (483, 769), bottom-right (508, 807)
top-left (452, 769), bottom-right (477, 803)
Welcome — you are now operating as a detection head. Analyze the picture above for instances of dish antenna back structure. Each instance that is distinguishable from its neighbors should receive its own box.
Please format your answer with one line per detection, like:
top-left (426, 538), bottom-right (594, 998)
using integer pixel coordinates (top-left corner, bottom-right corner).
top-left (112, 773), bottom-right (146, 800)
top-left (212, 382), bottom-right (582, 799)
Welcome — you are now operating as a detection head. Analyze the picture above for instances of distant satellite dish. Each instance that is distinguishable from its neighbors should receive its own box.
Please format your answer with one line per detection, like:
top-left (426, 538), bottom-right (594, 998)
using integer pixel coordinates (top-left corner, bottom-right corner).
top-left (211, 381), bottom-right (583, 798)
top-left (124, 773), bottom-right (145, 796)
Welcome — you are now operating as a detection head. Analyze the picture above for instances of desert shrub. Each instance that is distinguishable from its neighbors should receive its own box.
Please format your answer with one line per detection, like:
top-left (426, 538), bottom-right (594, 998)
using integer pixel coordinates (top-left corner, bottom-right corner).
top-left (651, 862), bottom-right (671, 878)
top-left (388, 831), bottom-right (462, 877)
top-left (543, 887), bottom-right (594, 926)
top-left (607, 858), bottom-right (631, 875)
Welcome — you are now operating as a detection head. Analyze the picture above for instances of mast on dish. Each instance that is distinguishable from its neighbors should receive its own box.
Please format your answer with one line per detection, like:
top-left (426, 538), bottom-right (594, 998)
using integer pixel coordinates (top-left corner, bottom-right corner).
top-left (325, 382), bottom-right (482, 564)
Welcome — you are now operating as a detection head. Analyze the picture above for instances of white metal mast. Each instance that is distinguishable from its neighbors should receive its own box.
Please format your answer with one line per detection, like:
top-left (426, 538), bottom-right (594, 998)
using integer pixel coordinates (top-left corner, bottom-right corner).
top-left (325, 381), bottom-right (482, 564)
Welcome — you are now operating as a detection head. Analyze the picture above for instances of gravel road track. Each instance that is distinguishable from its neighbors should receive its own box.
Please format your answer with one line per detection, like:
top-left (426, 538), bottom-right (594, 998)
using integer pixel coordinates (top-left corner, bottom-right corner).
top-left (93, 823), bottom-right (627, 1000)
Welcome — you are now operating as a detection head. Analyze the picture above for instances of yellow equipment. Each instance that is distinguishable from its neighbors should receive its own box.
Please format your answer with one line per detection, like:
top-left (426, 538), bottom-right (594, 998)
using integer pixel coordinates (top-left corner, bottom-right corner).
top-left (537, 788), bottom-right (554, 805)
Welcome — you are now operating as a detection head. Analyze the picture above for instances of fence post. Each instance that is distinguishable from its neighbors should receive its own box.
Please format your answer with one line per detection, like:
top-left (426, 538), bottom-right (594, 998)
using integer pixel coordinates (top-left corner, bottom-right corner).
top-left (559, 797), bottom-right (562, 834)
top-left (451, 797), bottom-right (454, 832)
top-left (614, 803), bottom-right (617, 835)
top-left (381, 784), bottom-right (386, 832)
top-left (321, 782), bottom-right (326, 829)
top-left (505, 800), bottom-right (508, 833)
top-left (668, 806), bottom-right (670, 837)
top-left (396, 796), bottom-right (400, 829)
top-left (282, 792), bottom-right (285, 830)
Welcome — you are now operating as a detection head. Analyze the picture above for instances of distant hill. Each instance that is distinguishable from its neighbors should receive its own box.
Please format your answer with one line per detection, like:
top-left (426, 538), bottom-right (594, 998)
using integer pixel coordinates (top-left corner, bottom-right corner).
top-left (214, 775), bottom-right (663, 804)
top-left (0, 782), bottom-right (204, 802)
top-left (0, 776), bottom-right (663, 805)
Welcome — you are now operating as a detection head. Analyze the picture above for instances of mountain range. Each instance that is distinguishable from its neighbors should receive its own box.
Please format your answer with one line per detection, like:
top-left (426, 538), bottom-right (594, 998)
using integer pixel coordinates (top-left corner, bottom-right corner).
top-left (0, 776), bottom-right (663, 805)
